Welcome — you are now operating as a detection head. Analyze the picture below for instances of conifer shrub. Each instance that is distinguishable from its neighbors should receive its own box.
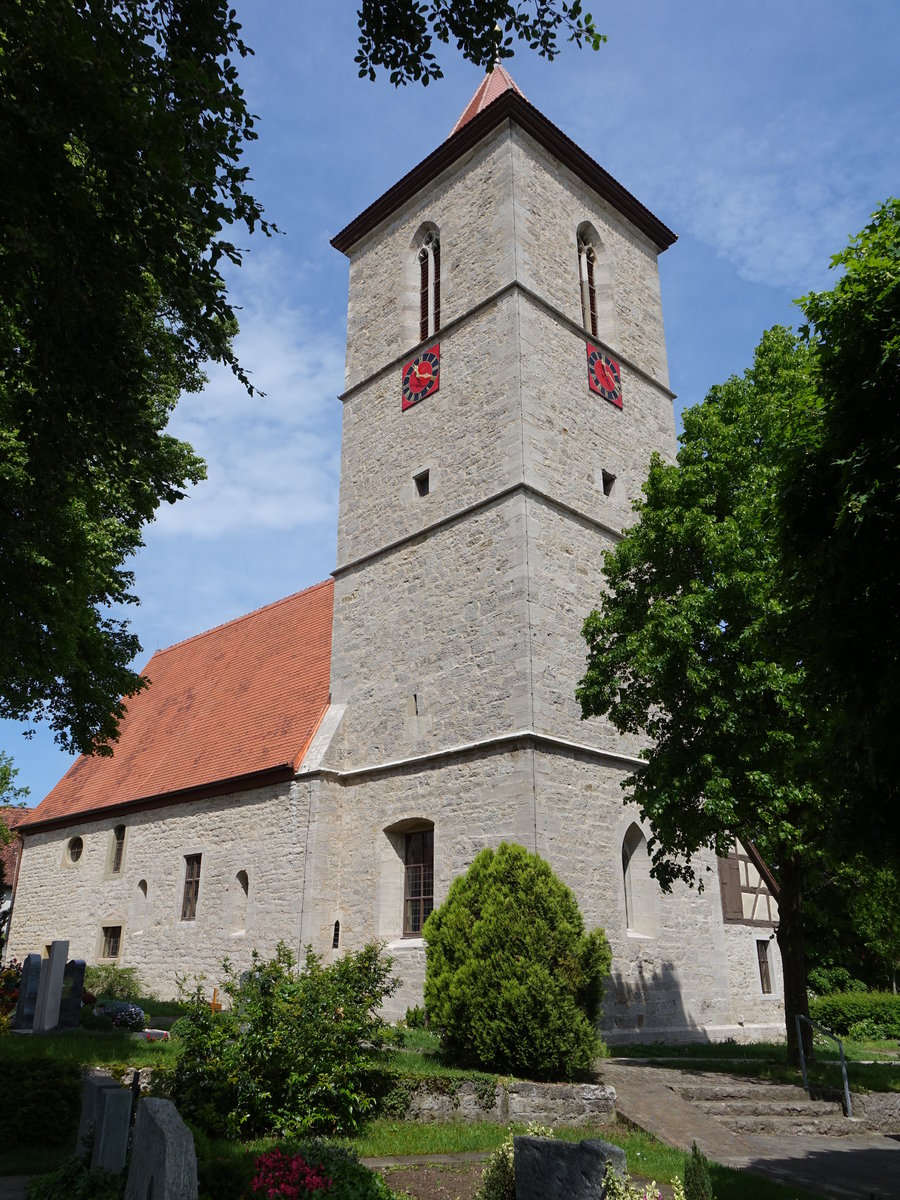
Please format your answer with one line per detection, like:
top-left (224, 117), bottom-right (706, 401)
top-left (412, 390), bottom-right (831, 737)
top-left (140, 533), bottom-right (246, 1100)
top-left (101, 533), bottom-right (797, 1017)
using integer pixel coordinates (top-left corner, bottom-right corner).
top-left (423, 842), bottom-right (611, 1079)
top-left (682, 1142), bottom-right (714, 1200)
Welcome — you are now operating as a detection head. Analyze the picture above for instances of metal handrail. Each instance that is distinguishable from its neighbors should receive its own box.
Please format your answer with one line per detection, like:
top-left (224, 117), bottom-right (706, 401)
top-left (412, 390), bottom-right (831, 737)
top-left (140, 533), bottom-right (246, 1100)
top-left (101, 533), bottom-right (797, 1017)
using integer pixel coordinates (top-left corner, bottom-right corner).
top-left (795, 1013), bottom-right (852, 1118)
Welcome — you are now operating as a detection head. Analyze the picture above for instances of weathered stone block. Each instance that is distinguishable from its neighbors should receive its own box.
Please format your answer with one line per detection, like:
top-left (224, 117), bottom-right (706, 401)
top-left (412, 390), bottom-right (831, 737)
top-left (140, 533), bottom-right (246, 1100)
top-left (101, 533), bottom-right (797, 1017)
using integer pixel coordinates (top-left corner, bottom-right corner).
top-left (514, 1135), bottom-right (626, 1200)
top-left (125, 1098), bottom-right (197, 1200)
top-left (91, 1084), bottom-right (132, 1174)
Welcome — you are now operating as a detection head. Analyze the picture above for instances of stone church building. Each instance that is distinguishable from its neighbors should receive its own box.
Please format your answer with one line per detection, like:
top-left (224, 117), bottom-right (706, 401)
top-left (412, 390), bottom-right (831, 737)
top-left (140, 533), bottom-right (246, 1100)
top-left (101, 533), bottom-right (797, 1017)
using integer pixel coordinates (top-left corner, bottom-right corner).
top-left (8, 71), bottom-right (782, 1042)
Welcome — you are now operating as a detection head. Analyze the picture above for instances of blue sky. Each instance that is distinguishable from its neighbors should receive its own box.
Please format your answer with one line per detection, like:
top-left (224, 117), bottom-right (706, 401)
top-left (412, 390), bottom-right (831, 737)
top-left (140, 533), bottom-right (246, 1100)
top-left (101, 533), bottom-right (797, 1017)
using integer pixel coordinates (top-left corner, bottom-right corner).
top-left (4, 0), bottom-right (899, 804)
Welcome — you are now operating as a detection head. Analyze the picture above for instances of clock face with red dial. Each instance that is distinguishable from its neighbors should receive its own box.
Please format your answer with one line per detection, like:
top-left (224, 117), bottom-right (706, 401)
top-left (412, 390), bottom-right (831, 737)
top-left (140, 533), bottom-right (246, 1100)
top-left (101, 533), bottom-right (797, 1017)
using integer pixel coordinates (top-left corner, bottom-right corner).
top-left (586, 343), bottom-right (623, 409)
top-left (402, 345), bottom-right (440, 410)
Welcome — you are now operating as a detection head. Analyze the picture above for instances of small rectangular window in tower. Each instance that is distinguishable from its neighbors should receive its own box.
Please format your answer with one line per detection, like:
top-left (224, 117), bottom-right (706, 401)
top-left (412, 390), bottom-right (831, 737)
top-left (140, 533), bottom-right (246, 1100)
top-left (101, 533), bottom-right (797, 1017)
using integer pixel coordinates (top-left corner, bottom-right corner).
top-left (101, 925), bottom-right (122, 959)
top-left (414, 470), bottom-right (430, 497)
top-left (404, 829), bottom-right (434, 936)
top-left (181, 854), bottom-right (202, 921)
top-left (111, 825), bottom-right (126, 873)
top-left (601, 470), bottom-right (616, 498)
top-left (756, 939), bottom-right (773, 994)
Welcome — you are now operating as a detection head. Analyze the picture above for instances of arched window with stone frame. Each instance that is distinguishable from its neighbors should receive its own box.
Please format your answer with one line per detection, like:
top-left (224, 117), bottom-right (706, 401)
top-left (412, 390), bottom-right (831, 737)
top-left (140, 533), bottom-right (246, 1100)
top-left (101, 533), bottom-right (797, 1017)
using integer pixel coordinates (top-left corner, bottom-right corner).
top-left (576, 222), bottom-right (615, 344)
top-left (621, 822), bottom-right (658, 938)
top-left (417, 226), bottom-right (441, 341)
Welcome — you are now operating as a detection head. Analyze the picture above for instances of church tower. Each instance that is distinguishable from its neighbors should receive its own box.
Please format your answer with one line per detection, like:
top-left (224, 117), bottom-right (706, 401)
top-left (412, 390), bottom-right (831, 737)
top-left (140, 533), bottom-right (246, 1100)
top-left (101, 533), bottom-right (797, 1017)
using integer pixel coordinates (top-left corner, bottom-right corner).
top-left (316, 71), bottom-right (782, 1039)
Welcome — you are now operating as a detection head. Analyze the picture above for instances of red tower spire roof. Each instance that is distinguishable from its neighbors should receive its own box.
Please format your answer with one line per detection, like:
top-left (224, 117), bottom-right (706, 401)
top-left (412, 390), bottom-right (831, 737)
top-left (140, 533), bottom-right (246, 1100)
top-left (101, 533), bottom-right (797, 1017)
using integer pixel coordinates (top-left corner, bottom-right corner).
top-left (450, 64), bottom-right (525, 136)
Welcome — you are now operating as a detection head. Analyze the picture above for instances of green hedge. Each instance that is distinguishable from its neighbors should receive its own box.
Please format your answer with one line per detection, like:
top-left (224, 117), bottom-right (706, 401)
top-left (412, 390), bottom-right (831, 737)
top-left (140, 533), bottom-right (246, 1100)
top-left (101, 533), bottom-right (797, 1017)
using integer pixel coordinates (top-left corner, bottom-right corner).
top-left (4, 1059), bottom-right (81, 1149)
top-left (809, 991), bottom-right (900, 1035)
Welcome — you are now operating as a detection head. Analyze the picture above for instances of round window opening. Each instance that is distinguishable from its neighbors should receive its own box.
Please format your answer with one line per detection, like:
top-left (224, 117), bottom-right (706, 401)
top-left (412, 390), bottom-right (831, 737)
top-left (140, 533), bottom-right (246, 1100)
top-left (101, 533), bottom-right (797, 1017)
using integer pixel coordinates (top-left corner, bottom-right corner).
top-left (67, 836), bottom-right (84, 863)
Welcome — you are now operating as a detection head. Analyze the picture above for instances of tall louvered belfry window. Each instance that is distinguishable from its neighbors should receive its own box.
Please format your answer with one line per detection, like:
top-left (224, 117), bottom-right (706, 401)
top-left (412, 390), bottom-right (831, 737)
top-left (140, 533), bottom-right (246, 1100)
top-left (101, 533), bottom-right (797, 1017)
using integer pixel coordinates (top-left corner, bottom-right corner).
top-left (578, 232), bottom-right (599, 337)
top-left (418, 230), bottom-right (441, 341)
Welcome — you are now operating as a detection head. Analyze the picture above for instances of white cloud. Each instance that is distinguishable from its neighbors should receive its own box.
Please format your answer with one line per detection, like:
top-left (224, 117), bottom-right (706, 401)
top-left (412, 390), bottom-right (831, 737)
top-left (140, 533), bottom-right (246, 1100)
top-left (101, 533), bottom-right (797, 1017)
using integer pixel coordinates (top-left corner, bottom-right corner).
top-left (153, 246), bottom-right (344, 539)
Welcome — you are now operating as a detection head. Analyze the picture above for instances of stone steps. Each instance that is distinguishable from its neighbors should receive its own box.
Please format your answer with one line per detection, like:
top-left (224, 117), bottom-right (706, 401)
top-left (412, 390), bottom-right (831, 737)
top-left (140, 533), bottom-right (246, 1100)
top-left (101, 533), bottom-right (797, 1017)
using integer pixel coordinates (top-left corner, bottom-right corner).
top-left (667, 1073), bottom-right (861, 1138)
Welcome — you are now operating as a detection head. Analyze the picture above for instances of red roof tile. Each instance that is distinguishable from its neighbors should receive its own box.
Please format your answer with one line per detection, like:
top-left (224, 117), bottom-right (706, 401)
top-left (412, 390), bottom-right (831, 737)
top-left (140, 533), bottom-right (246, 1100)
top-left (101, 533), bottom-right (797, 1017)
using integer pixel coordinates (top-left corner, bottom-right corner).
top-left (23, 581), bottom-right (334, 829)
top-left (450, 65), bottom-right (525, 136)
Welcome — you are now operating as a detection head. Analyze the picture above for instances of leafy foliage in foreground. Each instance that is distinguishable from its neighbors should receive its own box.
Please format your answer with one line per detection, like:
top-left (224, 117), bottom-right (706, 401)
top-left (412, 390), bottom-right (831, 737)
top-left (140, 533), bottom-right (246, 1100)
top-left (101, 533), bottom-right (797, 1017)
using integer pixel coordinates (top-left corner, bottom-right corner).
top-left (424, 842), bottom-right (611, 1079)
top-left (1, 0), bottom-right (275, 753)
top-left (355, 0), bottom-right (605, 86)
top-left (172, 942), bottom-right (398, 1139)
top-left (26, 1153), bottom-right (124, 1200)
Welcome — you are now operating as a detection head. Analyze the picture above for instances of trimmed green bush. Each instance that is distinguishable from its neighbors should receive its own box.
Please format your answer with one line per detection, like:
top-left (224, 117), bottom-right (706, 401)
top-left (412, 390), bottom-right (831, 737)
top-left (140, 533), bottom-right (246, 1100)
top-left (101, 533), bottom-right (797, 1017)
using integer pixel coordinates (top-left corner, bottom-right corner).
top-left (809, 991), bottom-right (900, 1036)
top-left (5, 1059), bottom-right (81, 1150)
top-left (423, 842), bottom-right (611, 1079)
top-left (172, 941), bottom-right (397, 1139)
top-left (83, 964), bottom-right (142, 1000)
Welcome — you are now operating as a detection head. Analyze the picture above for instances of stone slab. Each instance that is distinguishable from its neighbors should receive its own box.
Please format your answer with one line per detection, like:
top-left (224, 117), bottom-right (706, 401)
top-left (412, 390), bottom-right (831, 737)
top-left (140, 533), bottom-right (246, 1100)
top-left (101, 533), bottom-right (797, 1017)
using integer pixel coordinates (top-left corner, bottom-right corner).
top-left (514, 1135), bottom-right (626, 1200)
top-left (33, 940), bottom-right (68, 1032)
top-left (91, 1084), bottom-right (132, 1174)
top-left (125, 1098), bottom-right (197, 1200)
top-left (58, 958), bottom-right (86, 1028)
top-left (78, 1074), bottom-right (122, 1153)
top-left (10, 953), bottom-right (41, 1031)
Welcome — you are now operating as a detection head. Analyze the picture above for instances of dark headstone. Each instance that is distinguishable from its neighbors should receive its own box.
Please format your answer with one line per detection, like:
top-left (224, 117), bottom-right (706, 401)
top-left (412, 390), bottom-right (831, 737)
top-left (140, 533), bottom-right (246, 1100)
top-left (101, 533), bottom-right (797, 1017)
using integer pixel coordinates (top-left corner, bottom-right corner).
top-left (91, 1085), bottom-right (132, 1174)
top-left (514, 1135), bottom-right (627, 1200)
top-left (78, 1075), bottom-right (122, 1153)
top-left (125, 1098), bottom-right (198, 1200)
top-left (58, 959), bottom-right (86, 1028)
top-left (11, 952), bottom-right (42, 1031)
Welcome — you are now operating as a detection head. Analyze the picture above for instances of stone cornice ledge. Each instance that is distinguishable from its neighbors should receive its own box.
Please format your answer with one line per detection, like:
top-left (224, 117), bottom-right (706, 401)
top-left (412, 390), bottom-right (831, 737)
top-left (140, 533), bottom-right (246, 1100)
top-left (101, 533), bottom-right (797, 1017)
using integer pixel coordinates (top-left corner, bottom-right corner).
top-left (333, 480), bottom-right (622, 577)
top-left (339, 278), bottom-right (675, 404)
top-left (310, 729), bottom-right (646, 782)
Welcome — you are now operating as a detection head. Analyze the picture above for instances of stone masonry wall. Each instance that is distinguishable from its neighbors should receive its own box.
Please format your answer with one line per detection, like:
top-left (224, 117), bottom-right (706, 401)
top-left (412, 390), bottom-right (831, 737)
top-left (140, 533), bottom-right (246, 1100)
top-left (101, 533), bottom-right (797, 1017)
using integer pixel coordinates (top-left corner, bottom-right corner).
top-left (336, 293), bottom-right (521, 568)
top-left (8, 781), bottom-right (315, 999)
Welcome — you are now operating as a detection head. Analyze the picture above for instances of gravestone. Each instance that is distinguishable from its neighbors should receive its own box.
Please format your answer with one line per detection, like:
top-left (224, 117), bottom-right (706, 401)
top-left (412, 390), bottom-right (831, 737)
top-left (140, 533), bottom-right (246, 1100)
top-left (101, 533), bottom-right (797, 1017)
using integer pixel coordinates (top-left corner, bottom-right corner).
top-left (78, 1074), bottom-right (122, 1153)
top-left (11, 952), bottom-right (42, 1031)
top-left (58, 958), bottom-right (86, 1028)
top-left (514, 1135), bottom-right (627, 1200)
top-left (125, 1098), bottom-right (198, 1200)
top-left (91, 1084), bottom-right (132, 1174)
top-left (33, 939), bottom-right (68, 1031)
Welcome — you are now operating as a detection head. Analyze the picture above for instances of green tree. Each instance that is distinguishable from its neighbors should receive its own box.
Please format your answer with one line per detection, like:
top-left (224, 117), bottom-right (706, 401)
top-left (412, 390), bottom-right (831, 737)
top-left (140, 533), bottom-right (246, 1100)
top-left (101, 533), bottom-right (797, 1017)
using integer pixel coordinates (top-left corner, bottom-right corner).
top-left (577, 327), bottom-right (822, 1061)
top-left (423, 842), bottom-right (611, 1079)
top-left (784, 199), bottom-right (900, 853)
top-left (0, 0), bottom-right (266, 754)
top-left (357, 0), bottom-right (603, 84)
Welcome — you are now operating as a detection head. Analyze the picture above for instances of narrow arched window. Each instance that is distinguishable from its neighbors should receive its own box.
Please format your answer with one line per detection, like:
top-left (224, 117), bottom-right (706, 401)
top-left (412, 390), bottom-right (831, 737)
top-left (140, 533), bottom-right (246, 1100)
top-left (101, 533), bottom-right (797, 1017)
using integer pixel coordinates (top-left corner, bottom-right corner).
top-left (578, 232), bottom-right (599, 337)
top-left (622, 823), bottom-right (658, 937)
top-left (418, 230), bottom-right (441, 341)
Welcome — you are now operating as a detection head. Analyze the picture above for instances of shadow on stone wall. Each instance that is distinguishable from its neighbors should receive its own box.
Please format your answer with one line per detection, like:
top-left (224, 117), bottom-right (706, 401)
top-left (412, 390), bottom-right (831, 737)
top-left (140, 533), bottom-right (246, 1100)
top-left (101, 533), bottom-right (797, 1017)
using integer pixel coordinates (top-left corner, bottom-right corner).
top-left (601, 959), bottom-right (704, 1044)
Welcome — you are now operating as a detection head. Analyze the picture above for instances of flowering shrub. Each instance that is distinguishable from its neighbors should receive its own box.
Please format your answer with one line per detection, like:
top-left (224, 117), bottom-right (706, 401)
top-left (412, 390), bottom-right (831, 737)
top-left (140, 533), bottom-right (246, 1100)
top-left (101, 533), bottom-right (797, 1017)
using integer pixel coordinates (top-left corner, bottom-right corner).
top-left (0, 957), bottom-right (21, 1016)
top-left (95, 999), bottom-right (146, 1031)
top-left (603, 1165), bottom-right (687, 1200)
top-left (172, 942), bottom-right (398, 1138)
top-left (250, 1149), bottom-right (332, 1199)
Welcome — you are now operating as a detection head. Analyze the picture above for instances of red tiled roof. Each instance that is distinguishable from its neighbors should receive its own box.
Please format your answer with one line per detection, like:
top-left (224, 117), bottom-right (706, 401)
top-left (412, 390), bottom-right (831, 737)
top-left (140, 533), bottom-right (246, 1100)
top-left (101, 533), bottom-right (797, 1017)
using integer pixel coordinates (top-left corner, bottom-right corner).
top-left (0, 807), bottom-right (27, 883)
top-left (22, 581), bottom-right (334, 830)
top-left (450, 65), bottom-right (525, 136)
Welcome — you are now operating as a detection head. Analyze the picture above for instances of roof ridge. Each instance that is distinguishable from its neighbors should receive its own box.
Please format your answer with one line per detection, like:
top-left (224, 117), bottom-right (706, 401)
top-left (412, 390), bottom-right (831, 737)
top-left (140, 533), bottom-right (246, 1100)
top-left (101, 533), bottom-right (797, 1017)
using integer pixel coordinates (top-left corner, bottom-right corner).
top-left (151, 578), bottom-right (333, 659)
